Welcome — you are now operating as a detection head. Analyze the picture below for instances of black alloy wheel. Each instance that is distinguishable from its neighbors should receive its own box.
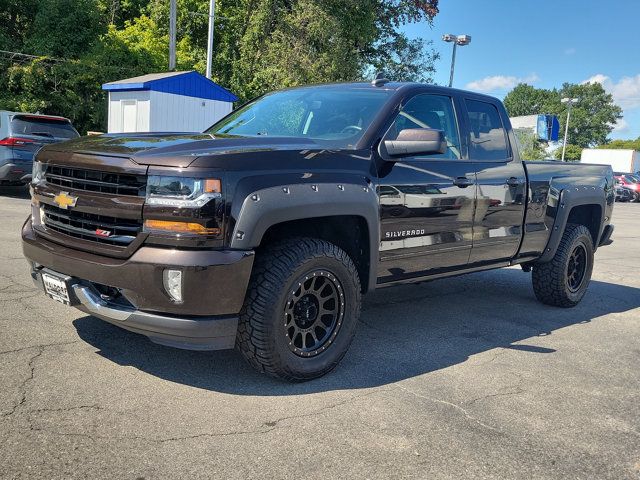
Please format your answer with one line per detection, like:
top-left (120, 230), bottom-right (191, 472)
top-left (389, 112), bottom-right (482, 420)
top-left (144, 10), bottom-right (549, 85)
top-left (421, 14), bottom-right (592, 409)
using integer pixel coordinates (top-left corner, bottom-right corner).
top-left (532, 223), bottom-right (594, 308)
top-left (236, 237), bottom-right (361, 381)
top-left (284, 270), bottom-right (344, 357)
top-left (566, 244), bottom-right (587, 292)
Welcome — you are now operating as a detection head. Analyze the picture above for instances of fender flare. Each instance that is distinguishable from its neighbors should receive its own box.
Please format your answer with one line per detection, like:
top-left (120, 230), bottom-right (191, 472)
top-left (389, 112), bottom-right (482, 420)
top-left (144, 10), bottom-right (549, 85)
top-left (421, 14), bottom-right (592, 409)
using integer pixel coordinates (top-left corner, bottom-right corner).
top-left (537, 186), bottom-right (606, 263)
top-left (229, 181), bottom-right (380, 291)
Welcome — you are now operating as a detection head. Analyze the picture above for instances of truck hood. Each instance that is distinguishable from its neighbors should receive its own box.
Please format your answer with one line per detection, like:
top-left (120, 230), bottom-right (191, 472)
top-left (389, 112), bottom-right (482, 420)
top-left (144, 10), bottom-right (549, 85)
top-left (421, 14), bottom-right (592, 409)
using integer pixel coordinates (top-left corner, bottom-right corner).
top-left (43, 133), bottom-right (325, 168)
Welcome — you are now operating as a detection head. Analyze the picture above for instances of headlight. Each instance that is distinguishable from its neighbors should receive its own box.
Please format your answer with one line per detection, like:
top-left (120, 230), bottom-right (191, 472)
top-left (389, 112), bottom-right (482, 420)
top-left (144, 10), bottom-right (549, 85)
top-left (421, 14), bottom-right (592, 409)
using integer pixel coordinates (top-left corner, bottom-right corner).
top-left (146, 176), bottom-right (222, 207)
top-left (32, 161), bottom-right (46, 184)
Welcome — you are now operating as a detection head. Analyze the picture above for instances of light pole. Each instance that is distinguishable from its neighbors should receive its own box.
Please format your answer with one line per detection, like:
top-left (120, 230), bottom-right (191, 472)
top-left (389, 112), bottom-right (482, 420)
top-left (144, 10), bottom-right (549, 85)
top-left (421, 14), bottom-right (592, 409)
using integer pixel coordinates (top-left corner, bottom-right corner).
top-left (442, 34), bottom-right (471, 87)
top-left (560, 97), bottom-right (579, 161)
top-left (205, 0), bottom-right (216, 79)
top-left (168, 0), bottom-right (176, 70)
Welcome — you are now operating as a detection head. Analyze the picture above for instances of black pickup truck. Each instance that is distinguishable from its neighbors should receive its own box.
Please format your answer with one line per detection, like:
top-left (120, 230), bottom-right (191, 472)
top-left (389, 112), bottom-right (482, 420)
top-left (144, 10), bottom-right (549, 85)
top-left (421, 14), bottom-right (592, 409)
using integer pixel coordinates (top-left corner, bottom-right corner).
top-left (22, 80), bottom-right (615, 381)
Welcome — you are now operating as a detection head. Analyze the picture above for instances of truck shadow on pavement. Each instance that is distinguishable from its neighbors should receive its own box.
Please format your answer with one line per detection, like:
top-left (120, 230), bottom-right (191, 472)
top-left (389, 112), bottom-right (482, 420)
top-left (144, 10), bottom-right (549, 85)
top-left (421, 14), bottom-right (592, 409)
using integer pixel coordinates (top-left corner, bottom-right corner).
top-left (73, 267), bottom-right (640, 395)
top-left (0, 185), bottom-right (30, 199)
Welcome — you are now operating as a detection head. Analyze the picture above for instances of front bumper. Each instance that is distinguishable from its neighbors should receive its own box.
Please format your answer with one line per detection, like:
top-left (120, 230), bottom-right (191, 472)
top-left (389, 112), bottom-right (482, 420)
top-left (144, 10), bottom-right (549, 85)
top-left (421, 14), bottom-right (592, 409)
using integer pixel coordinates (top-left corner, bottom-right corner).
top-left (30, 270), bottom-right (239, 350)
top-left (22, 217), bottom-right (255, 350)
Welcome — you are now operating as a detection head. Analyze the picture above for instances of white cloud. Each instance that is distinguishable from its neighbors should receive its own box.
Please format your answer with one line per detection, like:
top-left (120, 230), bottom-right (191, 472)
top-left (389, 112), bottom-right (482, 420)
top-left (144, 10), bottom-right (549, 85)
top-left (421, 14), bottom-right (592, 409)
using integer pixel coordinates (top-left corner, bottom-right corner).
top-left (564, 47), bottom-right (576, 55)
top-left (612, 118), bottom-right (629, 133)
top-left (465, 74), bottom-right (539, 93)
top-left (582, 74), bottom-right (640, 110)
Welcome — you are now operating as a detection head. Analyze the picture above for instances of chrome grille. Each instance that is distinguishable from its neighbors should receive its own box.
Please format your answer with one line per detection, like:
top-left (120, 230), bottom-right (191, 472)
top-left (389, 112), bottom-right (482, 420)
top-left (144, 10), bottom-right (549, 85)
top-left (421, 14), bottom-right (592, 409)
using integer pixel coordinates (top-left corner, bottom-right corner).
top-left (42, 204), bottom-right (142, 246)
top-left (45, 165), bottom-right (146, 197)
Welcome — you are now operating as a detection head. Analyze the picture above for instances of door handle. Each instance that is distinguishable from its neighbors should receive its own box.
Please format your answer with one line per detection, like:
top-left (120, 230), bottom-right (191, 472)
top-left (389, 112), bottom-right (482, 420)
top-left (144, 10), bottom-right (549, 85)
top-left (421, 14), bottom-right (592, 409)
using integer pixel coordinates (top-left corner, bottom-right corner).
top-left (453, 176), bottom-right (473, 188)
top-left (506, 177), bottom-right (520, 186)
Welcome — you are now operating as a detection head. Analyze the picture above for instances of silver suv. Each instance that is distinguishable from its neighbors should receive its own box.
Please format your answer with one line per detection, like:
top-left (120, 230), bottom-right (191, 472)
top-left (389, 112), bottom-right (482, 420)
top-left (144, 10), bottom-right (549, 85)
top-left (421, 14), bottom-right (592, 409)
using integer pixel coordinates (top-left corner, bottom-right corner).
top-left (0, 111), bottom-right (79, 185)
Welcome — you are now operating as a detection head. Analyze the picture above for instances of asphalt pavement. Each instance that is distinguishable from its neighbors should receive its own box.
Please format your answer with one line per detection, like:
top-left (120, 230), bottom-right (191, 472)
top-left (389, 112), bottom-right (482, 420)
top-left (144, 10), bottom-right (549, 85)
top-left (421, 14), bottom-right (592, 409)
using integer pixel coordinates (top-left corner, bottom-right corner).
top-left (1, 185), bottom-right (639, 479)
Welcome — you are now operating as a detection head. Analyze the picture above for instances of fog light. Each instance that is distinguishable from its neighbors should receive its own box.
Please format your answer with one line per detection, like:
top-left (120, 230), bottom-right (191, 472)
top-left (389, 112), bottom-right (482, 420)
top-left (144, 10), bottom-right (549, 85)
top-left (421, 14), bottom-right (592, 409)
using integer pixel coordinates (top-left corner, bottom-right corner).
top-left (163, 269), bottom-right (183, 303)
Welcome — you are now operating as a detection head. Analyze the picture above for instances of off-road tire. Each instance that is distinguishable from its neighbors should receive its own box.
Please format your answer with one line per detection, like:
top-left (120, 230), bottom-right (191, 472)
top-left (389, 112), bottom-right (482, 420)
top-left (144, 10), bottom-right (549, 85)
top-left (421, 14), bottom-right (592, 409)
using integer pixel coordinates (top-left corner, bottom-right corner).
top-left (236, 237), bottom-right (361, 381)
top-left (532, 223), bottom-right (594, 307)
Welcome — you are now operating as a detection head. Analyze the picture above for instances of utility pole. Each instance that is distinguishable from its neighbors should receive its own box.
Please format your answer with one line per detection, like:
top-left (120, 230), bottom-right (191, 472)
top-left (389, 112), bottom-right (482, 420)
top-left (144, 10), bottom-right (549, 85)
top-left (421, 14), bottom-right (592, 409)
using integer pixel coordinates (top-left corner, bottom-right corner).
top-left (205, 0), bottom-right (216, 79)
top-left (561, 97), bottom-right (578, 161)
top-left (169, 0), bottom-right (177, 70)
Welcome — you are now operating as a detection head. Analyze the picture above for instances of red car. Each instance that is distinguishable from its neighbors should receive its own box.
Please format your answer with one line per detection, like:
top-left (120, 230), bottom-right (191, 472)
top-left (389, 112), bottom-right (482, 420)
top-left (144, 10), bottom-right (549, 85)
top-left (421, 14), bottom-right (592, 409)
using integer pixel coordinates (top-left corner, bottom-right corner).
top-left (614, 173), bottom-right (640, 202)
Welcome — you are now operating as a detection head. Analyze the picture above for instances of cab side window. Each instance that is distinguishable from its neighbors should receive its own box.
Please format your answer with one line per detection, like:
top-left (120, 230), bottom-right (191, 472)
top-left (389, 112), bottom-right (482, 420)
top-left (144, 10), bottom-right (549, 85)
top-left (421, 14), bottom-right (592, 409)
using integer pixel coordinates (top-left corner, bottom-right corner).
top-left (465, 99), bottom-right (510, 160)
top-left (385, 94), bottom-right (461, 160)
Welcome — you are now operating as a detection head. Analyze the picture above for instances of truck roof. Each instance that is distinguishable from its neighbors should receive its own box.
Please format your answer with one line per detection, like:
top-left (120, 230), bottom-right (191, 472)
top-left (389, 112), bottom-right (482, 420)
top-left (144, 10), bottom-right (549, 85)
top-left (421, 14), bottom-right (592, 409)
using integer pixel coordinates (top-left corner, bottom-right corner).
top-left (277, 81), bottom-right (500, 102)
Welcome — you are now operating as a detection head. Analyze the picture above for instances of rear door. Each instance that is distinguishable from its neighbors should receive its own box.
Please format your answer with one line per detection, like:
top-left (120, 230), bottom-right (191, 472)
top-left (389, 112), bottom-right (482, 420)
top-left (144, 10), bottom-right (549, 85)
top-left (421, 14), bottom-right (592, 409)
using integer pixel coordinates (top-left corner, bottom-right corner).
top-left (376, 92), bottom-right (477, 283)
top-left (461, 97), bottom-right (526, 264)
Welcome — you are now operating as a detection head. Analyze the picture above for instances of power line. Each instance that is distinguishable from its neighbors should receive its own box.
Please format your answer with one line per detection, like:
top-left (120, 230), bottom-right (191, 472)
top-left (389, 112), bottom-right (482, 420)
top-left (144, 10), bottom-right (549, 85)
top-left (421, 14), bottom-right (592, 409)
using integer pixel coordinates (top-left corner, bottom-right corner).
top-left (0, 49), bottom-right (151, 75)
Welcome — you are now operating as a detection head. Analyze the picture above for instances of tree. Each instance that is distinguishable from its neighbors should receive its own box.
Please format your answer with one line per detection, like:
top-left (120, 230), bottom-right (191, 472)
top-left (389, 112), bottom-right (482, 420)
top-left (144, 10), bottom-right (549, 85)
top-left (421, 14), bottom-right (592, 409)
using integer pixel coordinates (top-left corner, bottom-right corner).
top-left (504, 81), bottom-right (622, 148)
top-left (598, 137), bottom-right (640, 151)
top-left (0, 15), bottom-right (173, 134)
top-left (0, 0), bottom-right (39, 51)
top-left (0, 0), bottom-right (441, 133)
top-left (503, 84), bottom-right (554, 117)
top-left (145, 0), bottom-right (441, 101)
top-left (554, 144), bottom-right (583, 161)
top-left (515, 129), bottom-right (547, 160)
top-left (24, 0), bottom-right (106, 58)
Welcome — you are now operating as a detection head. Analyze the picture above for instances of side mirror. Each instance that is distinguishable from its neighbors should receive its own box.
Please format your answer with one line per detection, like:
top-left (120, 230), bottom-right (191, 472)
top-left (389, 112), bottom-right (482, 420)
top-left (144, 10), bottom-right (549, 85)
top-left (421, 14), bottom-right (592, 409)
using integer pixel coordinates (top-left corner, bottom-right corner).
top-left (381, 128), bottom-right (447, 159)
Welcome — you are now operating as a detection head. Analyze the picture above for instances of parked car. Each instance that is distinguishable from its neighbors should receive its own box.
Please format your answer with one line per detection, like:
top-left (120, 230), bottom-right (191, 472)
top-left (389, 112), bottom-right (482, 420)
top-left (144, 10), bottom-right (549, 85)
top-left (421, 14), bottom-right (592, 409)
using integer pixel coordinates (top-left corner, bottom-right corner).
top-left (615, 184), bottom-right (635, 202)
top-left (23, 81), bottom-right (615, 381)
top-left (613, 172), bottom-right (640, 202)
top-left (0, 111), bottom-right (79, 186)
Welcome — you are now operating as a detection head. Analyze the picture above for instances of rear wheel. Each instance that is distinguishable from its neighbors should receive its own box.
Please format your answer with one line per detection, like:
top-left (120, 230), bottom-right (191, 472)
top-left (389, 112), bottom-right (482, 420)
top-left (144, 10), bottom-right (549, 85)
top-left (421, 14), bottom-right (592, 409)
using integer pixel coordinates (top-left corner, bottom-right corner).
top-left (532, 223), bottom-right (594, 307)
top-left (236, 238), bottom-right (361, 381)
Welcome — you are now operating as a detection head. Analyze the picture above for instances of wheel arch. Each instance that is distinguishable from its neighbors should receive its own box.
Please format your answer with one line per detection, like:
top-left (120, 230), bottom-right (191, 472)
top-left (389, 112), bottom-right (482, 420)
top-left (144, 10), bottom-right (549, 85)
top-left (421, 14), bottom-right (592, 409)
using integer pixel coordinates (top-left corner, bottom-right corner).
top-left (537, 187), bottom-right (606, 264)
top-left (229, 181), bottom-right (379, 292)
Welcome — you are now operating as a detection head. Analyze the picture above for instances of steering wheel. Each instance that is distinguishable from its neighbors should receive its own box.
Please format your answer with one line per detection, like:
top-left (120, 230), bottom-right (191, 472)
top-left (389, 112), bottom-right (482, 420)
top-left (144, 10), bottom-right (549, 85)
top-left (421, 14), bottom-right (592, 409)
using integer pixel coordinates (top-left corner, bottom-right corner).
top-left (340, 125), bottom-right (362, 134)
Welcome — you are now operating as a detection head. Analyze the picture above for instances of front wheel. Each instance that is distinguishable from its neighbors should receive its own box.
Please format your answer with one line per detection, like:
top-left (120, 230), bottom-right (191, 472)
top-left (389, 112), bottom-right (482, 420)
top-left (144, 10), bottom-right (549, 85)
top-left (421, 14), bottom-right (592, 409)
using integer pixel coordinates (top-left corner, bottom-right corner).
top-left (236, 238), bottom-right (362, 381)
top-left (532, 223), bottom-right (594, 307)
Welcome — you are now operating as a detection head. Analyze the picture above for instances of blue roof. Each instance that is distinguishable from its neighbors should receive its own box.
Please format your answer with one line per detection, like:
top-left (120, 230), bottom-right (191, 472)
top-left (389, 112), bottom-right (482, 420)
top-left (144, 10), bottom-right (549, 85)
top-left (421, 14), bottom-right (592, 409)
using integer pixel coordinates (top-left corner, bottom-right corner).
top-left (102, 71), bottom-right (238, 102)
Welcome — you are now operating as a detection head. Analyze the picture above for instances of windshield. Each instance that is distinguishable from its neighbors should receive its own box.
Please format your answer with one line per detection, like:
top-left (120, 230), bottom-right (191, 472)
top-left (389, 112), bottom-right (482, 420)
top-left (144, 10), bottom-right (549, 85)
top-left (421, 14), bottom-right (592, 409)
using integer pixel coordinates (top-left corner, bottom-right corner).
top-left (11, 116), bottom-right (79, 140)
top-left (206, 87), bottom-right (393, 148)
top-left (626, 174), bottom-right (640, 183)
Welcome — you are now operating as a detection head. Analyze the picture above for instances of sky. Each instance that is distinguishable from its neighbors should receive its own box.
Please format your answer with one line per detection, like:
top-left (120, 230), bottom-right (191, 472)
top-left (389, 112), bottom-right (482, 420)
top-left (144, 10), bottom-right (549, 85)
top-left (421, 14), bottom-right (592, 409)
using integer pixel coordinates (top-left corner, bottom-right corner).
top-left (402, 0), bottom-right (640, 140)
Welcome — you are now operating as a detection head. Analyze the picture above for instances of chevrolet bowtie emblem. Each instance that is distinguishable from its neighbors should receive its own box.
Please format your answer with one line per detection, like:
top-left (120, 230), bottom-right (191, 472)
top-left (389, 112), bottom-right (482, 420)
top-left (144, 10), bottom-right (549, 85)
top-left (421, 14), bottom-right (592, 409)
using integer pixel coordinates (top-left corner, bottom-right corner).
top-left (53, 191), bottom-right (78, 210)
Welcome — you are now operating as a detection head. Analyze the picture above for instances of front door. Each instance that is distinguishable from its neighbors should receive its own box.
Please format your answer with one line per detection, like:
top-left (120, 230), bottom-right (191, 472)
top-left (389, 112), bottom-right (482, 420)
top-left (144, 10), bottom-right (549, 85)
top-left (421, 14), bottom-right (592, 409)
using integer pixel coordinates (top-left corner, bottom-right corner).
top-left (462, 97), bottom-right (526, 264)
top-left (376, 93), bottom-right (477, 284)
top-left (121, 100), bottom-right (138, 133)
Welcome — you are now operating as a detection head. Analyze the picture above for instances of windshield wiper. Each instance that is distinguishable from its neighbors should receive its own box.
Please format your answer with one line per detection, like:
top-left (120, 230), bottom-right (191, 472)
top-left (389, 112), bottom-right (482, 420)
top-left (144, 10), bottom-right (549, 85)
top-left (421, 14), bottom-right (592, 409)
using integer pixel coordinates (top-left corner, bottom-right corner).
top-left (30, 132), bottom-right (54, 138)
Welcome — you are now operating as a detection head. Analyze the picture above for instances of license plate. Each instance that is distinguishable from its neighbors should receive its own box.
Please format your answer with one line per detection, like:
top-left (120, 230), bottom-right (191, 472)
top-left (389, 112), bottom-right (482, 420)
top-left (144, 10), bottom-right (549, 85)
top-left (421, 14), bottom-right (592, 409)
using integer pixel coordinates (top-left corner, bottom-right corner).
top-left (42, 273), bottom-right (70, 305)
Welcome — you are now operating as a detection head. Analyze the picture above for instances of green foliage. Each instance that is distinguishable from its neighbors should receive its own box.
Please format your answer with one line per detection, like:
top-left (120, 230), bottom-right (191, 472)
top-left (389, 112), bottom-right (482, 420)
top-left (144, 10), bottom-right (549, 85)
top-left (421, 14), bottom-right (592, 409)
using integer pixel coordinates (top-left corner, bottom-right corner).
top-left (0, 0), bottom-right (440, 134)
top-left (554, 144), bottom-right (583, 161)
top-left (514, 129), bottom-right (547, 160)
top-left (598, 137), bottom-right (640, 151)
top-left (25, 0), bottom-right (106, 58)
top-left (0, 0), bottom-right (39, 51)
top-left (504, 82), bottom-right (622, 148)
top-left (503, 84), bottom-right (553, 117)
top-left (0, 15), bottom-right (170, 133)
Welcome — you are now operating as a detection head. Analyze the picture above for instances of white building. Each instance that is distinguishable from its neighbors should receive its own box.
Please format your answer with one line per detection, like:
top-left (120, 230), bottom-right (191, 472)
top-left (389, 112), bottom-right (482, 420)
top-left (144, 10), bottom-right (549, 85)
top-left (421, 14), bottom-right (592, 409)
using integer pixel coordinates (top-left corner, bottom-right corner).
top-left (102, 71), bottom-right (238, 134)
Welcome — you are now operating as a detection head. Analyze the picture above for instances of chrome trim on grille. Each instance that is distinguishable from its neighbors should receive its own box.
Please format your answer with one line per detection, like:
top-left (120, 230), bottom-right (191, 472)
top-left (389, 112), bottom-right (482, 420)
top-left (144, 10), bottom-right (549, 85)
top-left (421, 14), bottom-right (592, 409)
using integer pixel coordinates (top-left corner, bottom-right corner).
top-left (44, 164), bottom-right (146, 197)
top-left (42, 203), bottom-right (142, 246)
